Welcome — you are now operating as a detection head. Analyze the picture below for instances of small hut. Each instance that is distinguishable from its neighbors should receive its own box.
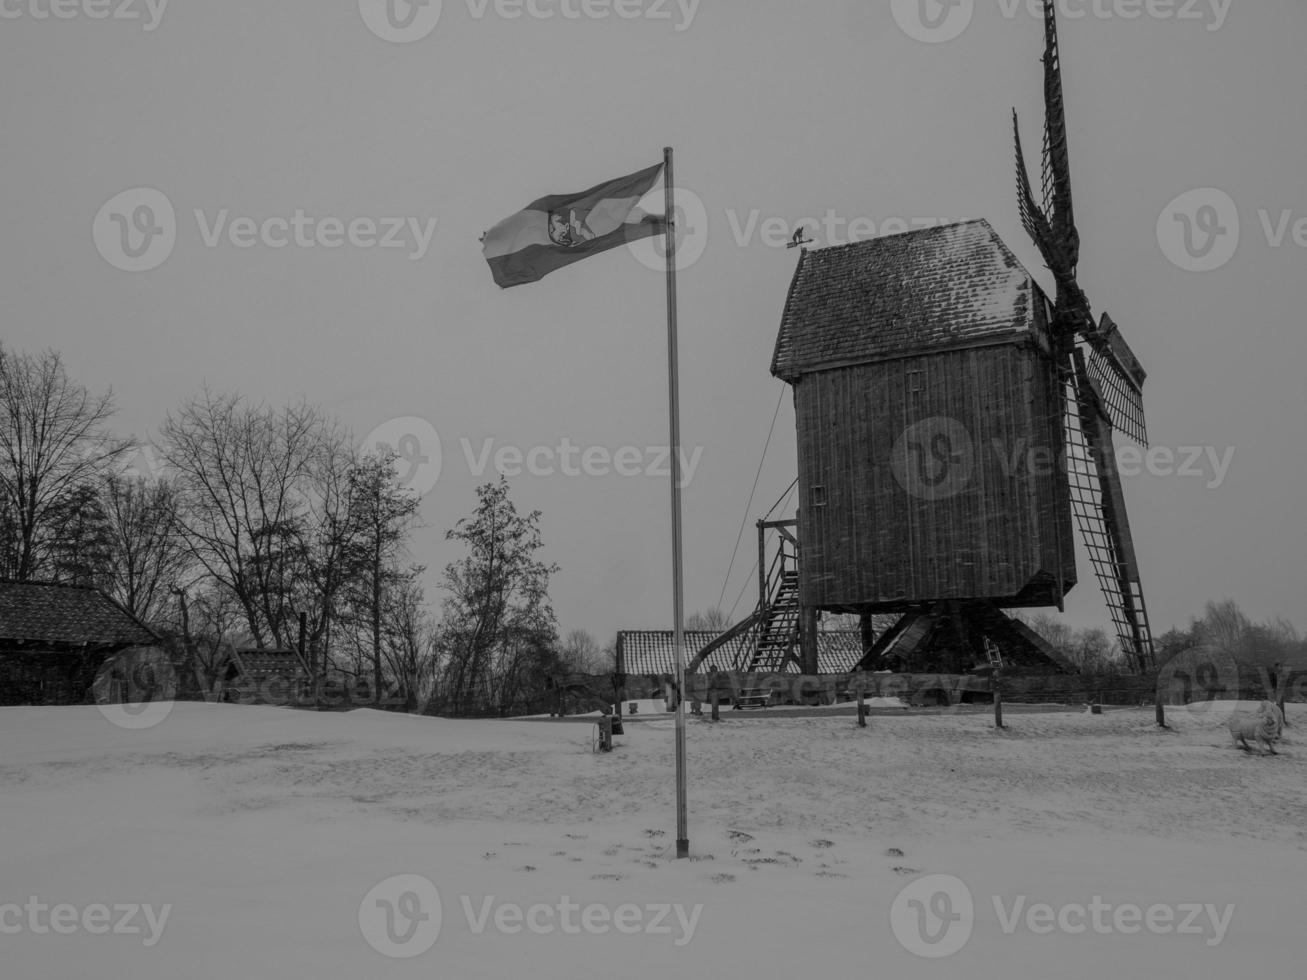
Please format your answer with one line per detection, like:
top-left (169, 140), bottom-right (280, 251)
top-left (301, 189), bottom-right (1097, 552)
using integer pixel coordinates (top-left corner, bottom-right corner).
top-left (0, 582), bottom-right (161, 705)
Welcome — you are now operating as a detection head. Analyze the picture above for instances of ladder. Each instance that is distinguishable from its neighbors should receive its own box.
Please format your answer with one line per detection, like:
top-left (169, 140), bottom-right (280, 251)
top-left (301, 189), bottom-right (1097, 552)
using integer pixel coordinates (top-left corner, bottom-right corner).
top-left (749, 569), bottom-right (801, 673)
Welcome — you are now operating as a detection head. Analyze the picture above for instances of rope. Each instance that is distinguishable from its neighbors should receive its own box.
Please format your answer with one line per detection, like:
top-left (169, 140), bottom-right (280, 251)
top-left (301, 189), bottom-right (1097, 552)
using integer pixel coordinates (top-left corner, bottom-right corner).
top-left (727, 480), bottom-right (799, 621)
top-left (715, 384), bottom-right (788, 614)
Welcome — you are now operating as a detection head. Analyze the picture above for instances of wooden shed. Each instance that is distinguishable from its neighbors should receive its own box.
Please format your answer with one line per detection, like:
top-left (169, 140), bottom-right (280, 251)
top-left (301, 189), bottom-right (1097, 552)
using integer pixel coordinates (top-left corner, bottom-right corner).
top-left (772, 220), bottom-right (1077, 616)
top-left (0, 582), bottom-right (161, 705)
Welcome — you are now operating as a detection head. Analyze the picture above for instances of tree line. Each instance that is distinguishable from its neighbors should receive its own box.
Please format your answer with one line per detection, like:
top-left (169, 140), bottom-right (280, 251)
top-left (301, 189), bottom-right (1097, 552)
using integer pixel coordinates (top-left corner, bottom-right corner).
top-left (1024, 599), bottom-right (1306, 676)
top-left (0, 344), bottom-right (592, 715)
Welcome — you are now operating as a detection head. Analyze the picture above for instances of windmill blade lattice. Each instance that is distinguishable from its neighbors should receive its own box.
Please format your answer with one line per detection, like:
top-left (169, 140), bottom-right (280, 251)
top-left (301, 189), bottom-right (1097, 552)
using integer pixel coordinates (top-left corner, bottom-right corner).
top-left (1063, 364), bottom-right (1155, 670)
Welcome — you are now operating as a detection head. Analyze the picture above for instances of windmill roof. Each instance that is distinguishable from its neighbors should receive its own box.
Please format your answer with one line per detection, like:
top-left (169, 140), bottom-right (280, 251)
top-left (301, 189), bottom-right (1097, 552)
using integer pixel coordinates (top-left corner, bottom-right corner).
top-left (0, 581), bottom-right (158, 648)
top-left (617, 630), bottom-right (863, 675)
top-left (772, 219), bottom-right (1047, 381)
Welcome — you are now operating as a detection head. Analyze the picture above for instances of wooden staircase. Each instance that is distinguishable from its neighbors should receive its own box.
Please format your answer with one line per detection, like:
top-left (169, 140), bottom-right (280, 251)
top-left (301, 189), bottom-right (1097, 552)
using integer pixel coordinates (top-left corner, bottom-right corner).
top-left (749, 569), bottom-right (801, 672)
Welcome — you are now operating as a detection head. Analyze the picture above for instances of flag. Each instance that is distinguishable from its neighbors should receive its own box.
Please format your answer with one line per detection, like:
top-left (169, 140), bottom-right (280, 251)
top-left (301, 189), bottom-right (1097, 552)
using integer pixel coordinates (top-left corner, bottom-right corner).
top-left (481, 162), bottom-right (665, 288)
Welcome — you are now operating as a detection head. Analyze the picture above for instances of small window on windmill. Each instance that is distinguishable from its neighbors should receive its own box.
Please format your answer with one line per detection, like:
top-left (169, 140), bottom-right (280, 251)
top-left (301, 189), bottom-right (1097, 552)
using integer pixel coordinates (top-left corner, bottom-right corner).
top-left (811, 485), bottom-right (828, 508)
top-left (906, 369), bottom-right (925, 405)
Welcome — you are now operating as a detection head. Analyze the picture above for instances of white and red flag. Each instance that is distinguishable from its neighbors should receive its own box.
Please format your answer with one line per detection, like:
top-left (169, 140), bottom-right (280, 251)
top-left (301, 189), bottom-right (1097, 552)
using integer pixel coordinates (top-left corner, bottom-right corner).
top-left (481, 161), bottom-right (665, 288)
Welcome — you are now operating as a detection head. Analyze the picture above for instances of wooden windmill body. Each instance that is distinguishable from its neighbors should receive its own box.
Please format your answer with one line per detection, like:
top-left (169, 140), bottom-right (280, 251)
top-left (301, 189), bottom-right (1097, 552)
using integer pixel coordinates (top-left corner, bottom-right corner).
top-left (767, 1), bottom-right (1154, 675)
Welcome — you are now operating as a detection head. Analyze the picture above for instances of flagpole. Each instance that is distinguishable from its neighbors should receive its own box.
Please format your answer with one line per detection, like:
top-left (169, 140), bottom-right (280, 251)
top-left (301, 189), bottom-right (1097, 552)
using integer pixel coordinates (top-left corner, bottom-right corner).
top-left (663, 145), bottom-right (690, 860)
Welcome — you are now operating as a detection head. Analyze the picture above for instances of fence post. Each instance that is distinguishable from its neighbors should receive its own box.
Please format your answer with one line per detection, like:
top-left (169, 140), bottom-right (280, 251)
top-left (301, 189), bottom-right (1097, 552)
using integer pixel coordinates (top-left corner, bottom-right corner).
top-left (993, 670), bottom-right (1005, 729)
top-left (857, 687), bottom-right (868, 728)
top-left (1275, 666), bottom-right (1289, 728)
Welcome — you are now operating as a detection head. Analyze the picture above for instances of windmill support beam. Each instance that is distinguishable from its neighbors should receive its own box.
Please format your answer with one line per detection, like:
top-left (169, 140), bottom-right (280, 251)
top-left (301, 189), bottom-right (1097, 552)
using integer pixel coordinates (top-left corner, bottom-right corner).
top-left (856, 602), bottom-right (1078, 676)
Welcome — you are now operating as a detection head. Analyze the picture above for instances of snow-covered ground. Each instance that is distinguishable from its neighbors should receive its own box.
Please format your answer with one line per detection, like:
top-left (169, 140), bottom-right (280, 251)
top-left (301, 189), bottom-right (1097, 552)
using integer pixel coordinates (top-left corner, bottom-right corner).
top-left (1, 700), bottom-right (1302, 977)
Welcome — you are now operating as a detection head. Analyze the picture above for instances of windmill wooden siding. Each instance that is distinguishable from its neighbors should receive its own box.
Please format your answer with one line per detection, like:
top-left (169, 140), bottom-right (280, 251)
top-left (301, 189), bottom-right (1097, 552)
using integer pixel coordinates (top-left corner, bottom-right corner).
top-left (774, 220), bottom-right (1077, 614)
top-left (794, 342), bottom-right (1075, 610)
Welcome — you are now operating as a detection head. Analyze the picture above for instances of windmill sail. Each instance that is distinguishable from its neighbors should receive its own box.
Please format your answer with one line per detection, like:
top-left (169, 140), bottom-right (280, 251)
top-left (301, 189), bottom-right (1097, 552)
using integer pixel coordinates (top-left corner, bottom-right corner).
top-left (1014, 112), bottom-right (1074, 292)
top-left (1038, 0), bottom-right (1078, 270)
top-left (1016, 0), bottom-right (1156, 670)
top-left (1064, 354), bottom-right (1155, 671)
top-left (1084, 314), bottom-right (1149, 446)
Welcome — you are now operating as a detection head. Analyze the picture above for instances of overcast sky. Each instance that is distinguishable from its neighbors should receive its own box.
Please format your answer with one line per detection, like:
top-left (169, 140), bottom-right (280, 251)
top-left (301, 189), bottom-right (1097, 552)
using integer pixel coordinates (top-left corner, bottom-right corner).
top-left (2, 0), bottom-right (1304, 645)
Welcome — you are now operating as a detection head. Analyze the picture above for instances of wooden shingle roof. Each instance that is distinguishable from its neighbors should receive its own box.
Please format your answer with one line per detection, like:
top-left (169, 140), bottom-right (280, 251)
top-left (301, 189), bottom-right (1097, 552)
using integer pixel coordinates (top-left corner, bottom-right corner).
top-left (771, 219), bottom-right (1048, 381)
top-left (617, 630), bottom-right (863, 675)
top-left (229, 648), bottom-right (308, 681)
top-left (0, 582), bottom-right (158, 647)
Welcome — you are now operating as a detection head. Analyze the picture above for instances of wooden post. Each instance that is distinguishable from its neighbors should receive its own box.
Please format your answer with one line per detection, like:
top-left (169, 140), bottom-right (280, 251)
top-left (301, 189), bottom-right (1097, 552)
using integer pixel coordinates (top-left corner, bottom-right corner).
top-left (993, 670), bottom-right (1005, 729)
top-left (857, 687), bottom-right (868, 728)
top-left (1156, 697), bottom-right (1167, 729)
top-left (1274, 665), bottom-right (1289, 728)
top-left (710, 690), bottom-right (720, 722)
top-left (297, 611), bottom-right (310, 708)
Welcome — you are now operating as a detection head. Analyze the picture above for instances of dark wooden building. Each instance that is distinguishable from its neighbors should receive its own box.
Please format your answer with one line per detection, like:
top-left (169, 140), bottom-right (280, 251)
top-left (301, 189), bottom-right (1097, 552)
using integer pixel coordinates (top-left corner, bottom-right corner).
top-left (0, 582), bottom-right (160, 705)
top-left (772, 221), bottom-right (1077, 669)
top-left (220, 648), bottom-right (310, 704)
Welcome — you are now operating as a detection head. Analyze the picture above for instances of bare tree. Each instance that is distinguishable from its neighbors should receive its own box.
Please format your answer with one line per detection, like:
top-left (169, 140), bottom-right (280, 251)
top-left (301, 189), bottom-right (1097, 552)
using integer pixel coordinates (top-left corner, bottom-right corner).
top-left (160, 390), bottom-right (342, 649)
top-left (560, 628), bottom-right (608, 673)
top-left (378, 573), bottom-right (438, 711)
top-left (99, 475), bottom-right (191, 627)
top-left (341, 450), bottom-right (421, 703)
top-left (177, 584), bottom-right (243, 694)
top-left (0, 346), bottom-right (125, 580)
top-left (686, 608), bottom-right (731, 631)
top-left (1200, 598), bottom-right (1251, 654)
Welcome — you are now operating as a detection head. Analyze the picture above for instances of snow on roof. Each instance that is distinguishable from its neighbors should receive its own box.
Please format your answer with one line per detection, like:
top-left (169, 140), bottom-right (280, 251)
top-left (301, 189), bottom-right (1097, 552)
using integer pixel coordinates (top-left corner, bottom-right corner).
top-left (772, 219), bottom-right (1047, 381)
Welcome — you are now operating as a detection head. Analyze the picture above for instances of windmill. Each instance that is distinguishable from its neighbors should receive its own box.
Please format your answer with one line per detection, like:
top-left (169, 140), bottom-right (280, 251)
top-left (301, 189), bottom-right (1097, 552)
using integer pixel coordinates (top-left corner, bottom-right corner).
top-left (1013, 0), bottom-right (1155, 671)
top-left (687, 0), bottom-right (1157, 681)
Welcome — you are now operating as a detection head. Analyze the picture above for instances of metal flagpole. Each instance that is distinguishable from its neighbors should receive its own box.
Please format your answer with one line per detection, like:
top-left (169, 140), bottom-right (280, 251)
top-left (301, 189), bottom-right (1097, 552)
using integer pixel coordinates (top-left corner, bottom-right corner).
top-left (662, 145), bottom-right (690, 859)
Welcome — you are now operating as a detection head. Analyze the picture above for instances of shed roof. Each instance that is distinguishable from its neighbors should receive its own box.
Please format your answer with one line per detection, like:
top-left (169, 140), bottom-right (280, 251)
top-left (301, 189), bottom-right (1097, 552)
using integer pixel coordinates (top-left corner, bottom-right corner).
top-left (771, 219), bottom-right (1047, 381)
top-left (617, 630), bottom-right (863, 675)
top-left (0, 582), bottom-right (158, 648)
top-left (228, 648), bottom-right (308, 681)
